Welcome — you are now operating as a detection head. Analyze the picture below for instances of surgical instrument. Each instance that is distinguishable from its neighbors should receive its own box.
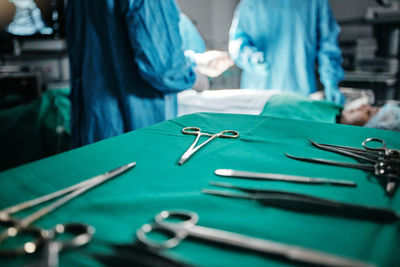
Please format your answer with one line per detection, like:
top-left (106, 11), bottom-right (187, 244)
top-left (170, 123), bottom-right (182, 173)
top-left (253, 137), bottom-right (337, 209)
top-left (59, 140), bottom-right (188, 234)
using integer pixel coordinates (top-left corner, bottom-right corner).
top-left (28, 223), bottom-right (94, 267)
top-left (137, 210), bottom-right (375, 267)
top-left (215, 169), bottom-right (356, 187)
top-left (178, 127), bottom-right (239, 165)
top-left (363, 138), bottom-right (400, 157)
top-left (93, 243), bottom-right (195, 267)
top-left (285, 153), bottom-right (400, 180)
top-left (203, 182), bottom-right (399, 223)
top-left (0, 162), bottom-right (136, 256)
top-left (286, 139), bottom-right (400, 183)
top-left (308, 139), bottom-right (400, 194)
top-left (308, 139), bottom-right (400, 165)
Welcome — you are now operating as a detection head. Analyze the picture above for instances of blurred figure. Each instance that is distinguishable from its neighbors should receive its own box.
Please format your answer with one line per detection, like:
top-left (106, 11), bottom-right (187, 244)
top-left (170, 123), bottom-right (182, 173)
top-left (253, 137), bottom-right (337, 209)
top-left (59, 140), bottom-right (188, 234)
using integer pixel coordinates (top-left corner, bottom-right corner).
top-left (66, 1), bottom-right (208, 147)
top-left (342, 103), bottom-right (400, 131)
top-left (229, 0), bottom-right (345, 104)
top-left (340, 104), bottom-right (380, 126)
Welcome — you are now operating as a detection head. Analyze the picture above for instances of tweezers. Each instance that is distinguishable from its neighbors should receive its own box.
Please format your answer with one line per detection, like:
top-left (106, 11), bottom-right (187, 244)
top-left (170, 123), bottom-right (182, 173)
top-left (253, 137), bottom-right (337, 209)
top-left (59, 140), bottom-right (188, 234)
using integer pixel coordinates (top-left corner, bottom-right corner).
top-left (203, 182), bottom-right (399, 223)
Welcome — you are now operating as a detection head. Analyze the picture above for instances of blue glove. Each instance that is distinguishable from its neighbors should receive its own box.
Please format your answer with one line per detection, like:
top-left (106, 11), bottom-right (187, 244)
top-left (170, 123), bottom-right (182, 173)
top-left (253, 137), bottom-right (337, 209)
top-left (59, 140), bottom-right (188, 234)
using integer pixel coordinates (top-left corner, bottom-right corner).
top-left (324, 82), bottom-right (345, 105)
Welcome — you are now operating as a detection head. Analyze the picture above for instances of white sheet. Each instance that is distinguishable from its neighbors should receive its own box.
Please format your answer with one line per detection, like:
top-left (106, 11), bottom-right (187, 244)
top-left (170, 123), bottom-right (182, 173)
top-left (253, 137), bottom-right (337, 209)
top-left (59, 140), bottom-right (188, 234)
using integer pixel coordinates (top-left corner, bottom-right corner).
top-left (177, 89), bottom-right (282, 116)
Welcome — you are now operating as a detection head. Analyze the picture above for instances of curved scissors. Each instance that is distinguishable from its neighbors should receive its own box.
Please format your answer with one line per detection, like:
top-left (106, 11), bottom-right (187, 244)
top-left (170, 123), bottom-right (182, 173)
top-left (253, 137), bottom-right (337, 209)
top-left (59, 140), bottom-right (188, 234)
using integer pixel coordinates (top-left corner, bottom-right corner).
top-left (136, 210), bottom-right (373, 267)
top-left (179, 127), bottom-right (239, 165)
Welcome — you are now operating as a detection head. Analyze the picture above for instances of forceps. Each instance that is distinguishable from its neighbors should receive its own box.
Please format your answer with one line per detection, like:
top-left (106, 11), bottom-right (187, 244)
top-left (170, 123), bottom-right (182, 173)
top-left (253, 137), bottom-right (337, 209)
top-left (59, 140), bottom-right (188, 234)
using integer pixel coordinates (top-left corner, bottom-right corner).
top-left (178, 127), bottom-right (239, 165)
top-left (136, 210), bottom-right (374, 267)
top-left (203, 182), bottom-right (399, 223)
top-left (0, 162), bottom-right (136, 256)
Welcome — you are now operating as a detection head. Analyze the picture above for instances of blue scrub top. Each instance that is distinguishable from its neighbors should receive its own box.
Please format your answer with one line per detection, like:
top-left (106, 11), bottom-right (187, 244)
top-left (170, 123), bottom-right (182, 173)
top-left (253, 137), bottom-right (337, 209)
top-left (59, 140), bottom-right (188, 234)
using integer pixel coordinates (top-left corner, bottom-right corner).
top-left (229, 0), bottom-right (344, 95)
top-left (66, 0), bottom-right (196, 147)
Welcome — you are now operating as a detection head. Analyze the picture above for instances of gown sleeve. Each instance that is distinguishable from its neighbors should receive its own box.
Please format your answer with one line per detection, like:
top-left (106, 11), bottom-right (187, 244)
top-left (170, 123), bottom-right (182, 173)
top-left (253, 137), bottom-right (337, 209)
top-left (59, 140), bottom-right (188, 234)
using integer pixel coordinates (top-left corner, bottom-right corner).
top-left (228, 0), bottom-right (269, 75)
top-left (123, 0), bottom-right (196, 93)
top-left (317, 0), bottom-right (345, 90)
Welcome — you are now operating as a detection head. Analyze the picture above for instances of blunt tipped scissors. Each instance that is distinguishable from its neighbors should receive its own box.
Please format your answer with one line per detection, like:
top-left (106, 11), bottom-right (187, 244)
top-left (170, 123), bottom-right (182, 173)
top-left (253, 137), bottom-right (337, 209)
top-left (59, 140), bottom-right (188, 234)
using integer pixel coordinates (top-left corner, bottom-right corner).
top-left (136, 210), bottom-right (375, 267)
top-left (0, 162), bottom-right (136, 256)
top-left (178, 127), bottom-right (239, 165)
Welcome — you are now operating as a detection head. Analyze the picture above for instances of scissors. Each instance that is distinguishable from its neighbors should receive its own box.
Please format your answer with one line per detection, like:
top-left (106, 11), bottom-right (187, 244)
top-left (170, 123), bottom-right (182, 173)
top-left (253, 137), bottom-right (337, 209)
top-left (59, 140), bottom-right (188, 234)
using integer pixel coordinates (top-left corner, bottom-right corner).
top-left (311, 139), bottom-right (400, 164)
top-left (287, 139), bottom-right (400, 196)
top-left (136, 210), bottom-right (374, 267)
top-left (362, 138), bottom-right (400, 158)
top-left (286, 139), bottom-right (400, 183)
top-left (311, 138), bottom-right (400, 196)
top-left (178, 127), bottom-right (239, 165)
top-left (27, 223), bottom-right (94, 267)
top-left (0, 162), bottom-right (136, 256)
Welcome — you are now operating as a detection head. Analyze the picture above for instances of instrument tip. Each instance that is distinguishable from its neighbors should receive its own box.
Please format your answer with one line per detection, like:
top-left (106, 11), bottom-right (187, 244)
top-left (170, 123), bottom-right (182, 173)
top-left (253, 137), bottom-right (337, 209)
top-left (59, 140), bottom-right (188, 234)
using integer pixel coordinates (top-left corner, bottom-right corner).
top-left (128, 162), bottom-right (137, 168)
top-left (215, 169), bottom-right (234, 176)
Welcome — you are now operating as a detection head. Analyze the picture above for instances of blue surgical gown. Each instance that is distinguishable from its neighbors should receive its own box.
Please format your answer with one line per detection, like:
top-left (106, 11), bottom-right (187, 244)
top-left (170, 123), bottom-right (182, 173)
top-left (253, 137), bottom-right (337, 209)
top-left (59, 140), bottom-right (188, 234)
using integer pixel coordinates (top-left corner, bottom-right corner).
top-left (229, 0), bottom-right (344, 95)
top-left (179, 13), bottom-right (206, 54)
top-left (66, 0), bottom-right (196, 147)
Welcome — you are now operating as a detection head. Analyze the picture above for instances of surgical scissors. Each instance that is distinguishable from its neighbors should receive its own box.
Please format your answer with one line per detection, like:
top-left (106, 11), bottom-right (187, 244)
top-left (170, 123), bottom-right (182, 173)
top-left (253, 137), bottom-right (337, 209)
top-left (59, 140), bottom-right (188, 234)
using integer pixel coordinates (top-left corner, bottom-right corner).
top-left (27, 223), bottom-right (94, 267)
top-left (178, 127), bottom-right (239, 165)
top-left (287, 139), bottom-right (400, 196)
top-left (308, 139), bottom-right (400, 196)
top-left (286, 139), bottom-right (400, 180)
top-left (311, 139), bottom-right (400, 164)
top-left (0, 162), bottom-right (136, 256)
top-left (136, 210), bottom-right (374, 267)
top-left (362, 138), bottom-right (400, 157)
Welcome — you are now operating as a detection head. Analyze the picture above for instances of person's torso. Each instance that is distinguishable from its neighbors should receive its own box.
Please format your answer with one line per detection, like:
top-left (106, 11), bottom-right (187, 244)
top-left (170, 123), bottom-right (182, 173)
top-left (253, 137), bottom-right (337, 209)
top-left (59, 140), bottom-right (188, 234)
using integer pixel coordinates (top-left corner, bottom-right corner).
top-left (66, 0), bottom-right (170, 144)
top-left (241, 0), bottom-right (320, 94)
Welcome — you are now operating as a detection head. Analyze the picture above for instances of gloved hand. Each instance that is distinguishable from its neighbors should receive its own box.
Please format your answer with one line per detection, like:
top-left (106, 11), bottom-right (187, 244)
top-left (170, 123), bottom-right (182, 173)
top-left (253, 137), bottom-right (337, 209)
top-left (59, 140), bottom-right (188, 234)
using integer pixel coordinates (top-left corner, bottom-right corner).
top-left (250, 51), bottom-right (269, 76)
top-left (324, 83), bottom-right (345, 105)
top-left (192, 69), bottom-right (210, 92)
top-left (192, 50), bottom-right (234, 78)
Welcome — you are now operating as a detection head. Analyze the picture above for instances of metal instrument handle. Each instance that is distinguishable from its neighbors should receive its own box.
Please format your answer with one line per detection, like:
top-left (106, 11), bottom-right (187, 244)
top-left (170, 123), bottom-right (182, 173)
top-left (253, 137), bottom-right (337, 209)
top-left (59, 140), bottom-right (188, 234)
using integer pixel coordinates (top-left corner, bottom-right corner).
top-left (218, 130), bottom-right (240, 139)
top-left (136, 211), bottom-right (198, 249)
top-left (362, 138), bottom-right (387, 152)
top-left (182, 127), bottom-right (205, 136)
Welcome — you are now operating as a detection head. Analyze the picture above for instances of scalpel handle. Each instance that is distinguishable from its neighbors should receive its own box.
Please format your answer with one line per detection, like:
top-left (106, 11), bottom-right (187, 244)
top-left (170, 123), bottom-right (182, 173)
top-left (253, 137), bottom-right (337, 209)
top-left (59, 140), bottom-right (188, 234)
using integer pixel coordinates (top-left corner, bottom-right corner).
top-left (215, 169), bottom-right (356, 187)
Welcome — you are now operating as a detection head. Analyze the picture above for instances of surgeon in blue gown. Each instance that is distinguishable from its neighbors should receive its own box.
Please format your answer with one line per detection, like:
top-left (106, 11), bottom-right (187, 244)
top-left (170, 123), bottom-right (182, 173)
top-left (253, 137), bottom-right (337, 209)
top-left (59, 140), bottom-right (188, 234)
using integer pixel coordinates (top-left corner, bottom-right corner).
top-left (229, 0), bottom-right (345, 104)
top-left (66, 0), bottom-right (206, 147)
